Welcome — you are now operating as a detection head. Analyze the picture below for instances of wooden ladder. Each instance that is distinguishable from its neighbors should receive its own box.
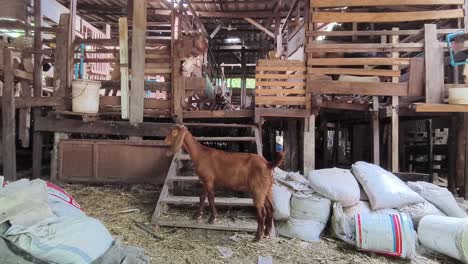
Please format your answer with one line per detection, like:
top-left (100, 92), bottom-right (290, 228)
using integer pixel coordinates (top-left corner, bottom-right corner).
top-left (151, 123), bottom-right (276, 234)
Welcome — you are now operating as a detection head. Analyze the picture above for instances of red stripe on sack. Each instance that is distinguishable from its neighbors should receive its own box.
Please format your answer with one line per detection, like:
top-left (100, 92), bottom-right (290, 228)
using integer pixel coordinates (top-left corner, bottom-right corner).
top-left (393, 214), bottom-right (402, 256)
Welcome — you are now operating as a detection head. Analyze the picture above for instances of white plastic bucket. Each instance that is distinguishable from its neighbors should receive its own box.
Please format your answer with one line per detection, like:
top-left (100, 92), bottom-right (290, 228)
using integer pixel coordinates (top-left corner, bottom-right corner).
top-left (355, 213), bottom-right (416, 259)
top-left (72, 80), bottom-right (101, 113)
top-left (449, 88), bottom-right (468, 105)
top-left (418, 215), bottom-right (468, 263)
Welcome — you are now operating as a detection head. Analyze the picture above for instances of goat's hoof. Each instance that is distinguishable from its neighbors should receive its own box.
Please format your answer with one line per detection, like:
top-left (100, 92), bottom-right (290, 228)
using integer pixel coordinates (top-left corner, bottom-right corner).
top-left (208, 216), bottom-right (217, 224)
top-left (252, 236), bottom-right (261, 242)
top-left (193, 212), bottom-right (203, 220)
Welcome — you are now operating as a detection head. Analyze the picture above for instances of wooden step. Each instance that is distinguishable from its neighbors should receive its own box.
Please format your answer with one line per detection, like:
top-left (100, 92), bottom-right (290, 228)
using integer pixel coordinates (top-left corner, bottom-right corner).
top-left (157, 219), bottom-right (257, 233)
top-left (169, 176), bottom-right (199, 182)
top-left (161, 196), bottom-right (253, 206)
top-left (195, 137), bottom-right (256, 142)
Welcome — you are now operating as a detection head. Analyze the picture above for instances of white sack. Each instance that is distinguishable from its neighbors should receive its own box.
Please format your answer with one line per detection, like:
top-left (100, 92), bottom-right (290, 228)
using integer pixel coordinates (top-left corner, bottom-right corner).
top-left (271, 183), bottom-right (293, 220)
top-left (273, 167), bottom-right (288, 181)
top-left (398, 202), bottom-right (446, 227)
top-left (408, 181), bottom-right (467, 218)
top-left (419, 215), bottom-right (468, 263)
top-left (290, 192), bottom-right (331, 221)
top-left (0, 179), bottom-right (54, 226)
top-left (276, 218), bottom-right (326, 242)
top-left (351, 162), bottom-right (424, 210)
top-left (277, 192), bottom-right (331, 242)
top-left (308, 168), bottom-right (360, 207)
top-left (6, 216), bottom-right (113, 264)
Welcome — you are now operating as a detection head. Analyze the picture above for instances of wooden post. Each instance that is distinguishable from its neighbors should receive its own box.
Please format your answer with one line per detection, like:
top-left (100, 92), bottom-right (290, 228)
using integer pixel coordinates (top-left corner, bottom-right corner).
top-left (424, 24), bottom-right (444, 104)
top-left (275, 15), bottom-right (282, 57)
top-left (456, 114), bottom-right (466, 197)
top-left (19, 80), bottom-right (31, 148)
top-left (426, 120), bottom-right (434, 182)
top-left (240, 46), bottom-right (247, 109)
top-left (119, 17), bottom-right (130, 119)
top-left (32, 0), bottom-right (43, 179)
top-left (50, 132), bottom-right (69, 182)
top-left (2, 49), bottom-right (16, 181)
top-left (449, 115), bottom-right (457, 193)
top-left (129, 0), bottom-right (147, 123)
top-left (304, 115), bottom-right (315, 176)
top-left (54, 14), bottom-right (70, 102)
top-left (391, 28), bottom-right (399, 172)
top-left (372, 97), bottom-right (380, 165)
top-left (463, 113), bottom-right (468, 200)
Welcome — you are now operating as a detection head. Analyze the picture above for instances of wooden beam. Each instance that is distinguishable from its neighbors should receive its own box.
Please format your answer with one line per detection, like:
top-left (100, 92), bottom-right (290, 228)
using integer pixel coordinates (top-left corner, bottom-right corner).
top-left (183, 110), bottom-right (254, 118)
top-left (311, 0), bottom-right (463, 7)
top-left (307, 80), bottom-right (408, 96)
top-left (304, 115), bottom-right (315, 176)
top-left (308, 67), bottom-right (400, 77)
top-left (308, 28), bottom-right (460, 37)
top-left (308, 58), bottom-right (410, 66)
top-left (372, 96), bottom-right (380, 165)
top-left (184, 0), bottom-right (209, 36)
top-left (280, 0), bottom-right (300, 34)
top-left (35, 117), bottom-right (174, 137)
top-left (244, 18), bottom-right (275, 38)
top-left (210, 24), bottom-right (222, 39)
top-left (424, 24), bottom-right (444, 104)
top-left (2, 49), bottom-right (16, 181)
top-left (414, 103), bottom-right (468, 112)
top-left (391, 28), bottom-right (399, 173)
top-left (32, 0), bottom-right (44, 180)
top-left (54, 14), bottom-right (69, 101)
top-left (319, 101), bottom-right (369, 111)
top-left (130, 0), bottom-right (147, 123)
top-left (154, 9), bottom-right (277, 18)
top-left (119, 17), bottom-right (130, 120)
top-left (312, 10), bottom-right (464, 23)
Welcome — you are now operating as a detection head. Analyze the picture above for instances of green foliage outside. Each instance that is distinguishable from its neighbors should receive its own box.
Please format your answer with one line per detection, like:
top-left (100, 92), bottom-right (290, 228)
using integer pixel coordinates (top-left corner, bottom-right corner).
top-left (226, 78), bottom-right (256, 89)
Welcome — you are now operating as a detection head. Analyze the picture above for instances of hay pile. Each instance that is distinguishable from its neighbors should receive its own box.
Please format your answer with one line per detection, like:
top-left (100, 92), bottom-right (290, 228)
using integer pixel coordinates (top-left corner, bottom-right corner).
top-left (65, 185), bottom-right (453, 264)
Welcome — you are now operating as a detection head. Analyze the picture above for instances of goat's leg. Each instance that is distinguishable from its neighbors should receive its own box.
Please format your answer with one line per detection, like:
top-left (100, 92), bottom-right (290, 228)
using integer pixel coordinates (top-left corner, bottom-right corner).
top-left (207, 189), bottom-right (218, 224)
top-left (253, 206), bottom-right (266, 242)
top-left (264, 190), bottom-right (274, 237)
top-left (193, 187), bottom-right (207, 220)
top-left (264, 199), bottom-right (274, 237)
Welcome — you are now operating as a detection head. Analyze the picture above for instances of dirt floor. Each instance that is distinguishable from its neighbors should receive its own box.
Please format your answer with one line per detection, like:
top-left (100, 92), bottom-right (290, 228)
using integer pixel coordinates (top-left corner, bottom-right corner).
top-left (64, 184), bottom-right (455, 264)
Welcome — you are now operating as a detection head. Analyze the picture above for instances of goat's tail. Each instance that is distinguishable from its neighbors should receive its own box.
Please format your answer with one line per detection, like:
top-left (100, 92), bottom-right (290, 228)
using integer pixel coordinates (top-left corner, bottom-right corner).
top-left (267, 151), bottom-right (284, 169)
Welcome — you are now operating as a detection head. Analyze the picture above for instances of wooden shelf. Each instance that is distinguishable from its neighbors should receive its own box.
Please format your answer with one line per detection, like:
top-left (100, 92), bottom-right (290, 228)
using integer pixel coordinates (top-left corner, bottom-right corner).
top-left (413, 103), bottom-right (468, 112)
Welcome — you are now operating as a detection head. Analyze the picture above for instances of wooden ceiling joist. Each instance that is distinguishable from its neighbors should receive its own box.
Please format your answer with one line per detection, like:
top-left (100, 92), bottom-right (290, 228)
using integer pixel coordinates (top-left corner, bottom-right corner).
top-left (312, 9), bottom-right (464, 23)
top-left (311, 0), bottom-right (463, 8)
top-left (244, 18), bottom-right (274, 38)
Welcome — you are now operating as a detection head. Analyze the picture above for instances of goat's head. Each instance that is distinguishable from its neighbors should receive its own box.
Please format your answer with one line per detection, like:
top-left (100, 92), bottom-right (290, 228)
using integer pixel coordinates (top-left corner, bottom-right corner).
top-left (165, 125), bottom-right (188, 156)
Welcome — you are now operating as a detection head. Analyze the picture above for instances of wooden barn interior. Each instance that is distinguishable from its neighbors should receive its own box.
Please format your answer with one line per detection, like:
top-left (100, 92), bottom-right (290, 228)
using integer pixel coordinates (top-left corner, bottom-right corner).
top-left (2, 0), bottom-right (468, 262)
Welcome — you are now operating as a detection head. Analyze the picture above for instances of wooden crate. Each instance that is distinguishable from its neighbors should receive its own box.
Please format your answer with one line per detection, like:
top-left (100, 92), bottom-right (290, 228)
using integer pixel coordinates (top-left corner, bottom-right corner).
top-left (306, 0), bottom-right (464, 98)
top-left (255, 60), bottom-right (308, 117)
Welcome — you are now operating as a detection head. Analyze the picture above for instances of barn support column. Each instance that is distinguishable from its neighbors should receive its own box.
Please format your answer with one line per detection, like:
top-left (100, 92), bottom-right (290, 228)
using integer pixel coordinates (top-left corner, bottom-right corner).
top-left (304, 115), bottom-right (315, 177)
top-left (129, 0), bottom-right (147, 124)
top-left (240, 46), bottom-right (247, 109)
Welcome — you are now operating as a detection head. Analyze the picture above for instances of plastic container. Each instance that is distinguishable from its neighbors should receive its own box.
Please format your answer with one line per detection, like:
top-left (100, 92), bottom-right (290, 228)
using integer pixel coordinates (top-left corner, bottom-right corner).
top-left (448, 88), bottom-right (468, 105)
top-left (419, 215), bottom-right (468, 263)
top-left (72, 80), bottom-right (101, 113)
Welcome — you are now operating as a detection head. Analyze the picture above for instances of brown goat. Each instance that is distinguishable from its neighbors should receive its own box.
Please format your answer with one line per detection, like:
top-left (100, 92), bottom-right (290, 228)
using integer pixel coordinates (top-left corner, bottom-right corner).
top-left (165, 125), bottom-right (284, 241)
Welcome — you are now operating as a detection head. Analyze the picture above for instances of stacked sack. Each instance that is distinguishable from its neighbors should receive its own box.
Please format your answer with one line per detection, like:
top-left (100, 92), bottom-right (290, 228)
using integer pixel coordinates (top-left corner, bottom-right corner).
top-left (272, 168), bottom-right (331, 242)
top-left (271, 161), bottom-right (468, 260)
top-left (0, 179), bottom-right (113, 264)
